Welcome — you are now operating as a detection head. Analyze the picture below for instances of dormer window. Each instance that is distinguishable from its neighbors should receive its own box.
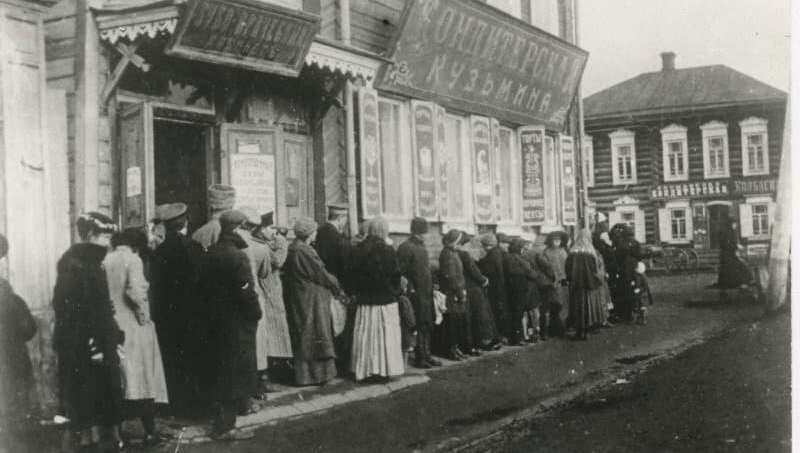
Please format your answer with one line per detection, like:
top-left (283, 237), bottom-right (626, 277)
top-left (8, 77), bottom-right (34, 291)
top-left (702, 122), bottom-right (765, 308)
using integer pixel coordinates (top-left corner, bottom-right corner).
top-left (610, 129), bottom-right (637, 185)
top-left (740, 117), bottom-right (769, 176)
top-left (661, 124), bottom-right (688, 182)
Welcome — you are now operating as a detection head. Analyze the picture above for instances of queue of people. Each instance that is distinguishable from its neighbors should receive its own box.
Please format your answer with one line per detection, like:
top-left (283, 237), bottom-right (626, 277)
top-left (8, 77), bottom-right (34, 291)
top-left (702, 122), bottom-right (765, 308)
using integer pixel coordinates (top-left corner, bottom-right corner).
top-left (6, 182), bottom-right (654, 451)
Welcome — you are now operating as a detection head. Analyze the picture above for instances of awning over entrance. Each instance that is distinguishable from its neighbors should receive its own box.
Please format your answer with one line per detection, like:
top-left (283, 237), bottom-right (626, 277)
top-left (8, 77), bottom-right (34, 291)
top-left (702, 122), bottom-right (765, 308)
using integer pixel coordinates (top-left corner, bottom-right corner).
top-left (93, 0), bottom-right (385, 82)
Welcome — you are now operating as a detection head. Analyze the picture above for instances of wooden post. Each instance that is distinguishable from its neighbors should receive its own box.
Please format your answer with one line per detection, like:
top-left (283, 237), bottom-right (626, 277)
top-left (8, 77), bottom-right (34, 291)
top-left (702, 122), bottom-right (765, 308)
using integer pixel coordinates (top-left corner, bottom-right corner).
top-left (74, 0), bottom-right (100, 216)
top-left (765, 99), bottom-right (791, 312)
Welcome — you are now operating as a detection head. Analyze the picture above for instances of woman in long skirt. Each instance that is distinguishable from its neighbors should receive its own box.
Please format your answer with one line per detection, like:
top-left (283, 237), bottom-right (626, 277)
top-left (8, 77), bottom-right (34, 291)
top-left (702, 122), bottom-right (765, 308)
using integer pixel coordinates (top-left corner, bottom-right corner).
top-left (104, 228), bottom-right (168, 447)
top-left (565, 229), bottom-right (604, 341)
top-left (350, 217), bottom-right (405, 381)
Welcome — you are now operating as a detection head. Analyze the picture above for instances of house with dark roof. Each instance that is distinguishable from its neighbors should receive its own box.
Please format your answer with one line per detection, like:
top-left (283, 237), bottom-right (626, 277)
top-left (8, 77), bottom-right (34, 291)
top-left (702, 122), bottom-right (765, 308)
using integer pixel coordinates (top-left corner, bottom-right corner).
top-left (582, 52), bottom-right (787, 256)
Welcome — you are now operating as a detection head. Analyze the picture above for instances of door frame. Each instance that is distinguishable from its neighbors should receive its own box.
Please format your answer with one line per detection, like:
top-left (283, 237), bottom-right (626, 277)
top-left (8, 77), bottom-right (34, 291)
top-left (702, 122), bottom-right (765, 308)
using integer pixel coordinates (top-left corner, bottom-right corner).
top-left (282, 131), bottom-right (315, 223)
top-left (706, 202), bottom-right (732, 249)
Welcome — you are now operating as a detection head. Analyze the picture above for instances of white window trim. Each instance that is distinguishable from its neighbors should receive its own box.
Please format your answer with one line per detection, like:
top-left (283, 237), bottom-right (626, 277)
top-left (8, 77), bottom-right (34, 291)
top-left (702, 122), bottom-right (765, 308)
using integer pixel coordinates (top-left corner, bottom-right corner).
top-left (740, 117), bottom-right (769, 176)
top-left (700, 121), bottom-right (730, 179)
top-left (610, 196), bottom-right (645, 243)
top-left (610, 129), bottom-right (637, 185)
top-left (662, 199), bottom-right (693, 244)
top-left (660, 124), bottom-right (689, 182)
top-left (583, 135), bottom-right (594, 188)
top-left (744, 195), bottom-right (774, 240)
top-left (377, 96), bottom-right (414, 231)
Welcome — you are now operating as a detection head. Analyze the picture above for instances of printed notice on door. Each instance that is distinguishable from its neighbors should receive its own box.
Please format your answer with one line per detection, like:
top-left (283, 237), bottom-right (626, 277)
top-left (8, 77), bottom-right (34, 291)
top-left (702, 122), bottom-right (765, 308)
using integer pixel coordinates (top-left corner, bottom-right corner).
top-left (231, 153), bottom-right (276, 215)
top-left (126, 166), bottom-right (142, 197)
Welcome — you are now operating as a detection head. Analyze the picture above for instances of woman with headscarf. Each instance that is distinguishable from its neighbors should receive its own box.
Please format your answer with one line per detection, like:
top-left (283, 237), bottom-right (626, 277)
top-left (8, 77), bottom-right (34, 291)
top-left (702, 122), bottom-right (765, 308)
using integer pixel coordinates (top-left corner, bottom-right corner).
top-left (565, 228), bottom-right (606, 341)
top-left (349, 217), bottom-right (405, 381)
top-left (438, 229), bottom-right (469, 360)
top-left (104, 228), bottom-right (168, 447)
top-left (717, 218), bottom-right (752, 300)
top-left (284, 216), bottom-right (343, 386)
top-left (52, 212), bottom-right (125, 452)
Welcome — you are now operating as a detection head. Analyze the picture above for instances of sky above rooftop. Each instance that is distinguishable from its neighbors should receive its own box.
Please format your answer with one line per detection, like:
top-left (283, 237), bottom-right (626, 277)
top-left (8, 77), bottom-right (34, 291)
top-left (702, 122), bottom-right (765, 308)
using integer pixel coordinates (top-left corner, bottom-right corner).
top-left (578, 0), bottom-right (791, 96)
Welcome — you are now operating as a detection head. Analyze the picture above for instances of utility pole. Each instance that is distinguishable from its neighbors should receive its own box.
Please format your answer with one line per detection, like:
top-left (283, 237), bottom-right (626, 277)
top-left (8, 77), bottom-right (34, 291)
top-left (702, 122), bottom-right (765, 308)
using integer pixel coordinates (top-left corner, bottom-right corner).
top-left (765, 98), bottom-right (791, 312)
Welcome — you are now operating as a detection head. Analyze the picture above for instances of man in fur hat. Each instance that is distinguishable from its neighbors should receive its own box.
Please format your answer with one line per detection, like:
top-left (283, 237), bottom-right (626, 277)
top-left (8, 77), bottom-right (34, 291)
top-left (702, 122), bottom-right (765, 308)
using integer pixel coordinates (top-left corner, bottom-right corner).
top-left (193, 184), bottom-right (236, 250)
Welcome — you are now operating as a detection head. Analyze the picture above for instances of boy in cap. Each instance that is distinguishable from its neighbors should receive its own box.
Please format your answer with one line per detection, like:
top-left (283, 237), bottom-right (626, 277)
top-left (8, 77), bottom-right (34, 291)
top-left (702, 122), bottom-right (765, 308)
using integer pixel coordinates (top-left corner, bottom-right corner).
top-left (199, 209), bottom-right (262, 439)
top-left (193, 184), bottom-right (236, 250)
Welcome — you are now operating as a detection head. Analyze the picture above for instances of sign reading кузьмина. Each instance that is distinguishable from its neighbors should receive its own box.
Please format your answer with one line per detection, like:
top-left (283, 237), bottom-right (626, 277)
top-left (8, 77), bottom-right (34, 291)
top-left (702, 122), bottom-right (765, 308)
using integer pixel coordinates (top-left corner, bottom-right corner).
top-left (167, 0), bottom-right (319, 77)
top-left (377, 0), bottom-right (589, 130)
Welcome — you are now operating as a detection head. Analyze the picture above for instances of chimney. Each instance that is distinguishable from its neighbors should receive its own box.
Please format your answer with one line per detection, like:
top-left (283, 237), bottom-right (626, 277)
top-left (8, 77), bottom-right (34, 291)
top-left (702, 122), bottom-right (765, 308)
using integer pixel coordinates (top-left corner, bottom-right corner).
top-left (661, 52), bottom-right (676, 71)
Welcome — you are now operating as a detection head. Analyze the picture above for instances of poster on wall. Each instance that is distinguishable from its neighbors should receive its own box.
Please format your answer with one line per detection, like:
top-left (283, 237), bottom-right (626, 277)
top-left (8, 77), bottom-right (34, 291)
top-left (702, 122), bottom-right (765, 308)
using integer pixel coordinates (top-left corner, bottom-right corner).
top-left (519, 126), bottom-right (546, 225)
top-left (471, 116), bottom-right (494, 223)
top-left (491, 119), bottom-right (503, 223)
top-left (435, 105), bottom-right (448, 219)
top-left (358, 87), bottom-right (382, 218)
top-left (411, 101), bottom-right (438, 219)
top-left (543, 136), bottom-right (559, 225)
top-left (230, 152), bottom-right (276, 215)
top-left (560, 135), bottom-right (578, 225)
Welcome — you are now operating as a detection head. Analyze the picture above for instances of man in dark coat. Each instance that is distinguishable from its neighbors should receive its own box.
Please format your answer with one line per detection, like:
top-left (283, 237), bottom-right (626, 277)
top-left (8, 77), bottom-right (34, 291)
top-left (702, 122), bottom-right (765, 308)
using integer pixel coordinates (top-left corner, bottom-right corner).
top-left (612, 225), bottom-right (645, 322)
top-left (314, 204), bottom-right (352, 290)
top-left (478, 233), bottom-right (510, 344)
top-left (0, 234), bottom-right (37, 433)
top-left (149, 203), bottom-right (206, 413)
top-left (456, 236), bottom-right (496, 354)
top-left (397, 217), bottom-right (441, 368)
top-left (200, 210), bottom-right (262, 438)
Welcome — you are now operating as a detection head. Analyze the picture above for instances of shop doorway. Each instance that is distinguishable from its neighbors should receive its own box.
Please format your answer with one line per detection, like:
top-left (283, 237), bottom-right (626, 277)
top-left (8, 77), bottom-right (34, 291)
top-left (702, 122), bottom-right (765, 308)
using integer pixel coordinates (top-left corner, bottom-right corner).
top-left (708, 204), bottom-right (730, 249)
top-left (153, 119), bottom-right (210, 233)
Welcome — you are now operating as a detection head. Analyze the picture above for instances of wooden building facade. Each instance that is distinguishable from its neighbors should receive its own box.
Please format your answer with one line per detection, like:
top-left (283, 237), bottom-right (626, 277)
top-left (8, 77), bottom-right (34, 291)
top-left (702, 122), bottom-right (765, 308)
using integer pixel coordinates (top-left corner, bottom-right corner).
top-left (583, 52), bottom-right (786, 255)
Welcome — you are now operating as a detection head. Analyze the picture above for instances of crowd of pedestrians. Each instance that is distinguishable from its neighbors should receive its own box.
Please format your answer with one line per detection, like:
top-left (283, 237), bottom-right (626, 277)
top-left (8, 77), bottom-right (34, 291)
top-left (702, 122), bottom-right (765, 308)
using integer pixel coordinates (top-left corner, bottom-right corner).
top-left (0, 184), bottom-right (660, 452)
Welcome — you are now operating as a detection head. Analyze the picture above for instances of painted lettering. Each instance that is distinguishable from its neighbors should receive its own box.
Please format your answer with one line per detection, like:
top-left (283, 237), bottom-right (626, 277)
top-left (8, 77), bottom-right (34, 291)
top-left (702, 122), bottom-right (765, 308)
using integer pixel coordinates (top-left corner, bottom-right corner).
top-left (513, 84), bottom-right (528, 106)
top-left (480, 72), bottom-right (495, 96)
top-left (435, 7), bottom-right (456, 44)
top-left (425, 53), bottom-right (448, 85)
top-left (538, 92), bottom-right (551, 113)
top-left (463, 67), bottom-right (478, 92)
top-left (496, 78), bottom-right (513, 103)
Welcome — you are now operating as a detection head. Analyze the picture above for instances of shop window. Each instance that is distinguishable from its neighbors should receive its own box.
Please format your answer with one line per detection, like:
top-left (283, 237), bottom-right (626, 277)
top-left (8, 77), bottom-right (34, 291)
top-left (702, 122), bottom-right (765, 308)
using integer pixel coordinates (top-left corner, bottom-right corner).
top-left (610, 129), bottom-right (637, 185)
top-left (751, 203), bottom-right (770, 236)
top-left (582, 135), bottom-right (594, 188)
top-left (740, 117), bottom-right (769, 176)
top-left (661, 124), bottom-right (688, 182)
top-left (670, 209), bottom-right (687, 240)
top-left (439, 113), bottom-right (471, 222)
top-left (659, 201), bottom-right (693, 243)
top-left (378, 98), bottom-right (412, 217)
top-left (494, 124), bottom-right (518, 223)
top-left (700, 121), bottom-right (729, 179)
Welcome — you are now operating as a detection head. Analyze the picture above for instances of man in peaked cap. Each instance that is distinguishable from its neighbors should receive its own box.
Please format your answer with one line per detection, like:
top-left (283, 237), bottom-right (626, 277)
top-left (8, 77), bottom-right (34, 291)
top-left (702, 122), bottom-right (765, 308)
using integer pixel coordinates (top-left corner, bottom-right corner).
top-left (314, 203), bottom-right (352, 289)
top-left (192, 184), bottom-right (236, 251)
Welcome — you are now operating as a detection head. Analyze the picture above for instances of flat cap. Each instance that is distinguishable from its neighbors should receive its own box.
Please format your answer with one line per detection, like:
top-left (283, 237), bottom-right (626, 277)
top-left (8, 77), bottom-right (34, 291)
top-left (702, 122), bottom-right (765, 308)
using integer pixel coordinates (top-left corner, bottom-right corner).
top-left (155, 203), bottom-right (187, 222)
top-left (219, 209), bottom-right (248, 232)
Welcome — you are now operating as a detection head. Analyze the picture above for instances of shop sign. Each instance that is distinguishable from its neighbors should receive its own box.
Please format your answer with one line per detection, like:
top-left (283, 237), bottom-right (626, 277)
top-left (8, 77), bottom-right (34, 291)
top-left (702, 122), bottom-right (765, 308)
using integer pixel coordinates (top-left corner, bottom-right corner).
top-left (358, 88), bottom-right (382, 218)
top-left (519, 126), bottom-right (545, 224)
top-left (167, 0), bottom-right (320, 77)
top-left (230, 153), bottom-right (276, 215)
top-left (411, 101), bottom-right (438, 219)
top-left (650, 181), bottom-right (729, 200)
top-left (559, 135), bottom-right (577, 225)
top-left (377, 0), bottom-right (588, 130)
top-left (730, 178), bottom-right (777, 195)
top-left (471, 116), bottom-right (494, 223)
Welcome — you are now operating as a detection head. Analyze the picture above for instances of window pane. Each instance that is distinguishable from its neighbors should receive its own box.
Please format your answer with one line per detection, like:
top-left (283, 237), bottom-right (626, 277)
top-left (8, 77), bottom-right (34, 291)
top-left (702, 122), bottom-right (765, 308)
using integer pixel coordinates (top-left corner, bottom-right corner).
top-left (379, 101), bottom-right (404, 215)
top-left (444, 115), bottom-right (465, 218)
top-left (498, 128), bottom-right (514, 220)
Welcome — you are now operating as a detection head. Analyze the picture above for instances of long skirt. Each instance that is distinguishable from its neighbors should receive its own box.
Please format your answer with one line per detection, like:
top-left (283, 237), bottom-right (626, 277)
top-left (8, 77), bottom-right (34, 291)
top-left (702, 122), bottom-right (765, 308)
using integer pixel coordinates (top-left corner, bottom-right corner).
top-left (118, 320), bottom-right (168, 403)
top-left (263, 274), bottom-right (293, 359)
top-left (350, 303), bottom-right (404, 381)
top-left (586, 282), bottom-right (611, 328)
top-left (467, 288), bottom-right (497, 345)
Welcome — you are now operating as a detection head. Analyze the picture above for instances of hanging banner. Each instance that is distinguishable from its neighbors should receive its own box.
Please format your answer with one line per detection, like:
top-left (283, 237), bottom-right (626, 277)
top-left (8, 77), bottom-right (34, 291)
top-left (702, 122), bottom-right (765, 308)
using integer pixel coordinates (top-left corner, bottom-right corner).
top-left (543, 135), bottom-right (559, 225)
top-left (377, 0), bottom-right (588, 129)
top-left (519, 126), bottom-right (546, 224)
top-left (358, 88), bottom-right (382, 218)
top-left (560, 135), bottom-right (577, 225)
top-left (435, 105), bottom-right (448, 219)
top-left (411, 101), bottom-right (438, 219)
top-left (471, 116), bottom-right (494, 223)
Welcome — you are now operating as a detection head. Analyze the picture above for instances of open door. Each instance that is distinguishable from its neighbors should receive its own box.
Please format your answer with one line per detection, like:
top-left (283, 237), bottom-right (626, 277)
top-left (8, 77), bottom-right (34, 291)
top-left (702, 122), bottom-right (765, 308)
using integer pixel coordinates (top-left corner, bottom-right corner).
top-left (118, 102), bottom-right (154, 229)
top-left (220, 123), bottom-right (285, 225)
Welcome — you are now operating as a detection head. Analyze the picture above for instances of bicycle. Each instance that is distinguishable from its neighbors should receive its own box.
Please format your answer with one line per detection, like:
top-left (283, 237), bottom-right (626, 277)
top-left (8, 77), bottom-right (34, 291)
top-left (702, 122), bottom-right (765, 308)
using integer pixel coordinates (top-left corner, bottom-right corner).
top-left (643, 244), bottom-right (699, 273)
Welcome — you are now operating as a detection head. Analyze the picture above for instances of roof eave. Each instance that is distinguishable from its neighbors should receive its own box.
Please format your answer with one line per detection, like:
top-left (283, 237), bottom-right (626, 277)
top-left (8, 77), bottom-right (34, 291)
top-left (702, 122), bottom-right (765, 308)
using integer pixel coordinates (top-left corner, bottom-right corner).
top-left (584, 97), bottom-right (787, 123)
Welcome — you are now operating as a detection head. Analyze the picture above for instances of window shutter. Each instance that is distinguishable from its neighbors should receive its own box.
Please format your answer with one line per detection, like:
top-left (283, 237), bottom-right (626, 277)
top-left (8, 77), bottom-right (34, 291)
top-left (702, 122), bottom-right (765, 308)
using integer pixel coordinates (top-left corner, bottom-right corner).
top-left (358, 87), bottom-right (382, 218)
top-left (119, 102), bottom-right (154, 229)
top-left (635, 209), bottom-right (646, 243)
top-left (685, 208), bottom-right (694, 241)
top-left (739, 204), bottom-right (753, 238)
top-left (658, 208), bottom-right (670, 243)
top-left (768, 201), bottom-right (776, 235)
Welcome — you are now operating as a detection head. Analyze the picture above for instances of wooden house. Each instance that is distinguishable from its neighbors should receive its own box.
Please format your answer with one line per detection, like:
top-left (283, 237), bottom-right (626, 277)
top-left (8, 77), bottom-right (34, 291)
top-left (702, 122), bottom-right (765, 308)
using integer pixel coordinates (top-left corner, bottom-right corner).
top-left (583, 52), bottom-right (786, 256)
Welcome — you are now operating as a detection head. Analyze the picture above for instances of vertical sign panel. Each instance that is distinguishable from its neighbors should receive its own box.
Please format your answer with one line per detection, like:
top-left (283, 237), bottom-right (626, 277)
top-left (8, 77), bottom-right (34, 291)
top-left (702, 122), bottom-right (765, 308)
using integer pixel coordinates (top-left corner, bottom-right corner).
top-left (560, 135), bottom-right (577, 225)
top-left (411, 101), bottom-right (438, 219)
top-left (491, 119), bottom-right (503, 223)
top-left (358, 87), bottom-right (382, 218)
top-left (471, 116), bottom-right (494, 223)
top-left (519, 126), bottom-right (546, 225)
top-left (543, 136), bottom-right (559, 225)
top-left (435, 105), bottom-right (448, 219)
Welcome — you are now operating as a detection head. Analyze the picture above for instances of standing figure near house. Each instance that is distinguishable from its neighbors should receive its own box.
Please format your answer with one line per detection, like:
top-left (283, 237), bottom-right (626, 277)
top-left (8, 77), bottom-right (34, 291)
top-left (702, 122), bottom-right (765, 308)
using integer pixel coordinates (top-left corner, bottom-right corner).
top-left (717, 219), bottom-right (752, 301)
top-left (438, 229), bottom-right (470, 360)
top-left (397, 217), bottom-right (441, 369)
top-left (505, 239), bottom-right (549, 344)
top-left (566, 229), bottom-right (607, 341)
top-left (612, 225), bottom-right (645, 322)
top-left (284, 217), bottom-right (343, 386)
top-left (478, 233), bottom-right (510, 346)
top-left (539, 231), bottom-right (569, 339)
top-left (53, 212), bottom-right (125, 452)
top-left (457, 234), bottom-right (495, 353)
top-left (192, 184), bottom-right (236, 251)
top-left (104, 228), bottom-right (168, 447)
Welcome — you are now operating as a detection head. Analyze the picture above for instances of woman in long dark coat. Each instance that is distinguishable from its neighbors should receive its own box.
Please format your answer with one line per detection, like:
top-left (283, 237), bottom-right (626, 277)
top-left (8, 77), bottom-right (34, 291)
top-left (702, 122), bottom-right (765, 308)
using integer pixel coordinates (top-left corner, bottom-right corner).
top-left (565, 229), bottom-right (604, 341)
top-left (0, 233), bottom-right (37, 433)
top-left (439, 229), bottom-right (469, 360)
top-left (612, 225), bottom-right (645, 322)
top-left (504, 239), bottom-right (549, 344)
top-left (457, 236), bottom-right (496, 353)
top-left (717, 219), bottom-right (752, 300)
top-left (200, 210), bottom-right (262, 438)
top-left (349, 217), bottom-right (405, 381)
top-left (52, 212), bottom-right (125, 451)
top-left (284, 217), bottom-right (343, 386)
top-left (478, 233), bottom-right (510, 345)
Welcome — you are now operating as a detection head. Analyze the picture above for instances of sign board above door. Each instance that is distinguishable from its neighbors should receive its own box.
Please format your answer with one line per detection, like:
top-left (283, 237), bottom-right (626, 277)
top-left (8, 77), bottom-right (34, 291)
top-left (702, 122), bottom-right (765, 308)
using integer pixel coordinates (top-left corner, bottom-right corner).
top-left (166, 0), bottom-right (320, 77)
top-left (376, 0), bottom-right (588, 130)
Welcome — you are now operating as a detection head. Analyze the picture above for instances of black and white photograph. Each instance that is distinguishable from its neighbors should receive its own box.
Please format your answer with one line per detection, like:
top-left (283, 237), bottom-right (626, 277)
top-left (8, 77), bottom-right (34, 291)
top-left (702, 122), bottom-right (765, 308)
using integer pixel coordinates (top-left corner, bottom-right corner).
top-left (0, 0), bottom-right (793, 451)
